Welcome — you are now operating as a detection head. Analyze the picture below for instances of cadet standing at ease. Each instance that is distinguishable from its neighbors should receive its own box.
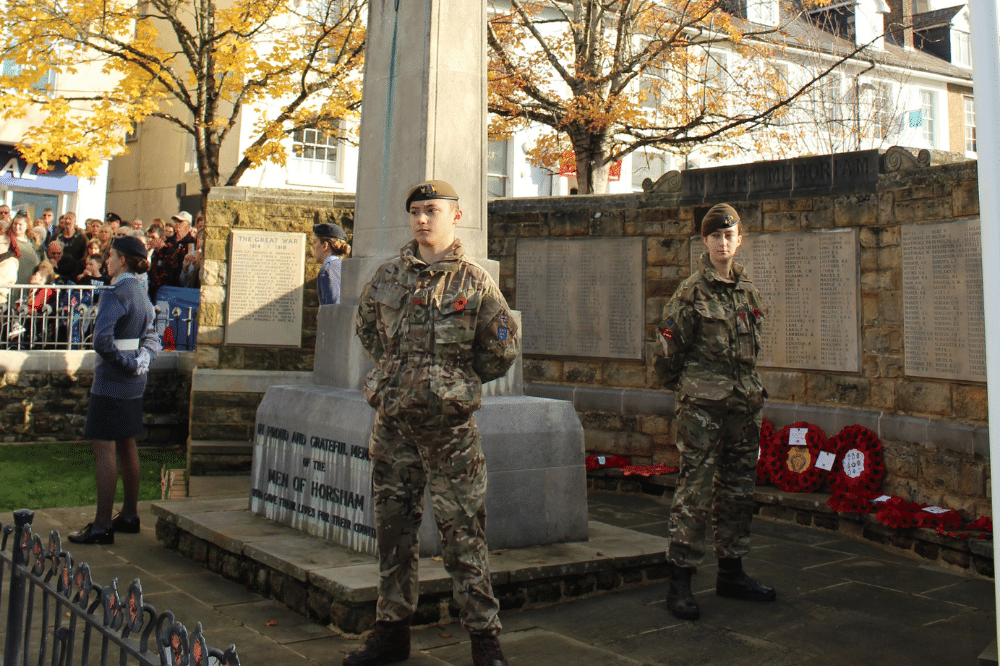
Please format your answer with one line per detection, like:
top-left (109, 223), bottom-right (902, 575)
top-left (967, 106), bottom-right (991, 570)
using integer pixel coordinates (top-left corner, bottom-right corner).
top-left (657, 203), bottom-right (776, 621)
top-left (348, 180), bottom-right (520, 666)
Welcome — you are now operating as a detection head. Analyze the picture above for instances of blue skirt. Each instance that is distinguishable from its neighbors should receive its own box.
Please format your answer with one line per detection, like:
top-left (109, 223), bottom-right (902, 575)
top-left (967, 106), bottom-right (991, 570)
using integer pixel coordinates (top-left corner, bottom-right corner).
top-left (84, 393), bottom-right (144, 441)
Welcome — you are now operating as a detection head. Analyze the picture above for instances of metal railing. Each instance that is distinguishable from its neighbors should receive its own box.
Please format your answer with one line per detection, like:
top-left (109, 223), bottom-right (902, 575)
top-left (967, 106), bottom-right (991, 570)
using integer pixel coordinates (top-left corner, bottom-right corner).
top-left (1, 510), bottom-right (240, 666)
top-left (0, 284), bottom-right (198, 352)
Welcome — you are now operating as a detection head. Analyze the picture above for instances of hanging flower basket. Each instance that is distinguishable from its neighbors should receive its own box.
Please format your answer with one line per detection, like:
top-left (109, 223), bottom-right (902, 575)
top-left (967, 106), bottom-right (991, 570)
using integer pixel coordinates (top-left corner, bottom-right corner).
top-left (771, 422), bottom-right (828, 493)
top-left (828, 425), bottom-right (884, 500)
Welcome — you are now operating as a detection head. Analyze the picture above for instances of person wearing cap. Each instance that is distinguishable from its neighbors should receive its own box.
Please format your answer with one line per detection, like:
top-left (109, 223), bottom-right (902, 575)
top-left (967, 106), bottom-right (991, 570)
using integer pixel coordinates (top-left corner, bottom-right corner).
top-left (657, 203), bottom-right (774, 621)
top-left (312, 222), bottom-right (351, 306)
top-left (350, 180), bottom-right (519, 666)
top-left (69, 235), bottom-right (160, 545)
top-left (105, 212), bottom-right (123, 231)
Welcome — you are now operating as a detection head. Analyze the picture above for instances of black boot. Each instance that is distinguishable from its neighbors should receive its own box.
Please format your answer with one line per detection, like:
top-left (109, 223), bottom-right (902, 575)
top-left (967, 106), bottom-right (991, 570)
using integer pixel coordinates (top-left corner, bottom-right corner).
top-left (343, 619), bottom-right (411, 666)
top-left (716, 558), bottom-right (776, 602)
top-left (470, 633), bottom-right (509, 666)
top-left (667, 565), bottom-right (700, 620)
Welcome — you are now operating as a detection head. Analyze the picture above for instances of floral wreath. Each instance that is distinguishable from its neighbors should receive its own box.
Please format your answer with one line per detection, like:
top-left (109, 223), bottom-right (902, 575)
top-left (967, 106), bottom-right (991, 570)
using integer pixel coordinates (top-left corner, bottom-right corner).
top-left (585, 454), bottom-right (630, 471)
top-left (873, 496), bottom-right (963, 531)
top-left (827, 425), bottom-right (884, 500)
top-left (771, 422), bottom-right (828, 493)
top-left (756, 418), bottom-right (779, 485)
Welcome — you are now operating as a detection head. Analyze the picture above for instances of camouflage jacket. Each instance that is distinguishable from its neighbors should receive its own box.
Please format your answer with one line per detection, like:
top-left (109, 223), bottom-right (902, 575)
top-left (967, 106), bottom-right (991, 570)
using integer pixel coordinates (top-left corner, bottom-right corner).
top-left (356, 239), bottom-right (520, 417)
top-left (658, 253), bottom-right (764, 411)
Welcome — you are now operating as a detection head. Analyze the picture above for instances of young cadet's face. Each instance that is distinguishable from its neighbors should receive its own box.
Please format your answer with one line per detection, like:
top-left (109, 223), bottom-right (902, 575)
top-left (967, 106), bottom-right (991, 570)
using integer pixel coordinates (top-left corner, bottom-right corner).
top-left (702, 226), bottom-right (742, 264)
top-left (409, 199), bottom-right (460, 250)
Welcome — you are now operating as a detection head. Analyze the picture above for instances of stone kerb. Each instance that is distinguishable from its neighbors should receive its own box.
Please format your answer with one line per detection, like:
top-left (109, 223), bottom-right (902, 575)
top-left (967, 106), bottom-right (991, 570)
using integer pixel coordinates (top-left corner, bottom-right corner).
top-left (489, 154), bottom-right (988, 516)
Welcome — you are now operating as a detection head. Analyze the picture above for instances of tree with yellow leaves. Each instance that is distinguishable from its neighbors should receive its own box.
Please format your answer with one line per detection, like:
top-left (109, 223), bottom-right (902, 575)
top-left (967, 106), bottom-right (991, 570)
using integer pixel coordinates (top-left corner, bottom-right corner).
top-left (488, 0), bottom-right (877, 194)
top-left (0, 0), bottom-right (366, 210)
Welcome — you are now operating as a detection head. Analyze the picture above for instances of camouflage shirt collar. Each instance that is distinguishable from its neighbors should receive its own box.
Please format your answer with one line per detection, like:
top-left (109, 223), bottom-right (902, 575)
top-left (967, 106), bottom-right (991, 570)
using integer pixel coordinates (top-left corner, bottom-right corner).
top-left (400, 238), bottom-right (465, 271)
top-left (699, 252), bottom-right (745, 284)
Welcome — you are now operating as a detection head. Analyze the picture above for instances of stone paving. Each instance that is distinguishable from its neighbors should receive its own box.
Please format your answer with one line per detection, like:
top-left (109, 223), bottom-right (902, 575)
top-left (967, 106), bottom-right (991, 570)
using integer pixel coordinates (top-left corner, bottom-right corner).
top-left (1, 478), bottom-right (995, 665)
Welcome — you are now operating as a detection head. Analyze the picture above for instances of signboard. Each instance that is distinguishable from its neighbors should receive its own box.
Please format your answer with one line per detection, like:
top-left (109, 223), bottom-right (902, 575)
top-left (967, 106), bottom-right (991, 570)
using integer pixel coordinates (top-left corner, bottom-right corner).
top-left (0, 144), bottom-right (78, 193)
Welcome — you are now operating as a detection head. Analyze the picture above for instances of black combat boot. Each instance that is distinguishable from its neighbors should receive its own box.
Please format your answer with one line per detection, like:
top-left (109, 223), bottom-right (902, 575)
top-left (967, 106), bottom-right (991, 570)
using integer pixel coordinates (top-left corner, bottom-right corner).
top-left (343, 619), bottom-right (411, 666)
top-left (716, 557), bottom-right (776, 602)
top-left (470, 632), bottom-right (509, 666)
top-left (666, 565), bottom-right (700, 620)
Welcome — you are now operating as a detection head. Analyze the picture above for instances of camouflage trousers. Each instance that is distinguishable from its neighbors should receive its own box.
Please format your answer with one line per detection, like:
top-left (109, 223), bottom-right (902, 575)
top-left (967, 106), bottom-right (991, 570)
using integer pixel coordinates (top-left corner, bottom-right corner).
top-left (369, 411), bottom-right (500, 634)
top-left (667, 402), bottom-right (761, 567)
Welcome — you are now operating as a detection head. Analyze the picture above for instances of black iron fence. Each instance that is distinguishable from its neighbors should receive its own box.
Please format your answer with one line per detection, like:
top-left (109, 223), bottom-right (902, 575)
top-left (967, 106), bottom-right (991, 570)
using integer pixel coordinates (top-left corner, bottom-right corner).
top-left (1, 510), bottom-right (239, 666)
top-left (0, 285), bottom-right (198, 352)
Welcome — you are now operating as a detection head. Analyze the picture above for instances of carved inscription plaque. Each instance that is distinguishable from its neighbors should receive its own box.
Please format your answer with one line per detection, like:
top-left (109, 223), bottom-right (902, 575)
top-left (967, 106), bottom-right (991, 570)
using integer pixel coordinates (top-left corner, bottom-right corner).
top-left (902, 219), bottom-right (986, 381)
top-left (517, 238), bottom-right (644, 359)
top-left (690, 229), bottom-right (860, 371)
top-left (226, 230), bottom-right (305, 346)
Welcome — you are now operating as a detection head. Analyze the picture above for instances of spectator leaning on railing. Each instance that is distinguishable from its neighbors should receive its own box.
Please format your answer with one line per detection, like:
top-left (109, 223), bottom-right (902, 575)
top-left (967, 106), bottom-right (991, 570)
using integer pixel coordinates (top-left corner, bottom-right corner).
top-left (56, 212), bottom-right (87, 263)
top-left (47, 240), bottom-right (81, 284)
top-left (0, 228), bottom-right (20, 309)
top-left (12, 213), bottom-right (39, 285)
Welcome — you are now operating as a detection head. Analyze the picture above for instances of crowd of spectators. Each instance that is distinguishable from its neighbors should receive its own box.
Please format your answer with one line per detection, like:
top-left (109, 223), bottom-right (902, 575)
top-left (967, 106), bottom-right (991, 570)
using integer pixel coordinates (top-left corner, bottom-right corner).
top-left (0, 206), bottom-right (206, 347)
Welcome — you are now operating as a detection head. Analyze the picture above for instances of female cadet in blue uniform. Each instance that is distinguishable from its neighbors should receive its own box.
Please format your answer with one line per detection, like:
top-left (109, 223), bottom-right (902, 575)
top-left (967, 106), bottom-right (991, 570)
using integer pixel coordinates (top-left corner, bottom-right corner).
top-left (69, 236), bottom-right (161, 545)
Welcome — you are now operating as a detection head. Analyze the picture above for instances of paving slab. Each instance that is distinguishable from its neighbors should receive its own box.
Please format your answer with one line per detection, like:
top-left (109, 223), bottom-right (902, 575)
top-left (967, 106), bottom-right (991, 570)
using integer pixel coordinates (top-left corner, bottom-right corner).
top-left (804, 581), bottom-right (975, 626)
top-left (808, 557), bottom-right (969, 595)
top-left (217, 599), bottom-right (337, 645)
top-left (919, 577), bottom-right (998, 611)
top-left (158, 570), bottom-right (265, 607)
top-left (600, 621), bottom-right (813, 666)
top-left (244, 534), bottom-right (374, 582)
top-left (749, 540), bottom-right (858, 570)
top-left (426, 627), bottom-right (644, 666)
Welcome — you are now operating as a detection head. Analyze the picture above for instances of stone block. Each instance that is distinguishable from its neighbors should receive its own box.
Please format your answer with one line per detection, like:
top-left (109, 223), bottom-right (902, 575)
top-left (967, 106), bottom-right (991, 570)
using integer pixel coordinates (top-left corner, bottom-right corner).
top-left (759, 370), bottom-right (805, 402)
top-left (524, 383), bottom-right (575, 403)
top-left (893, 197), bottom-right (952, 223)
top-left (805, 374), bottom-right (870, 406)
top-left (253, 387), bottom-right (587, 558)
top-left (621, 388), bottom-right (674, 415)
top-left (952, 180), bottom-right (979, 217)
top-left (523, 359), bottom-right (562, 382)
top-left (953, 385), bottom-right (987, 421)
top-left (646, 237), bottom-right (689, 266)
top-left (589, 210), bottom-right (624, 236)
top-left (762, 212), bottom-right (800, 231)
top-left (195, 346), bottom-right (220, 369)
top-left (834, 193), bottom-right (878, 227)
top-left (882, 440), bottom-right (918, 479)
top-left (574, 386), bottom-right (622, 413)
top-left (639, 415), bottom-right (671, 436)
top-left (602, 362), bottom-right (646, 388)
top-left (562, 361), bottom-right (600, 383)
top-left (547, 211), bottom-right (588, 236)
top-left (896, 381), bottom-right (951, 416)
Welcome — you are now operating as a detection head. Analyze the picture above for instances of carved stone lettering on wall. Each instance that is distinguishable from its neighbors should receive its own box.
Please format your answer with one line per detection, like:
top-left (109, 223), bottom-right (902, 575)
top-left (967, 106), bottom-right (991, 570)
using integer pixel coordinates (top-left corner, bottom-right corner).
top-left (226, 230), bottom-right (305, 346)
top-left (902, 219), bottom-right (986, 381)
top-left (517, 238), bottom-right (644, 359)
top-left (691, 229), bottom-right (860, 372)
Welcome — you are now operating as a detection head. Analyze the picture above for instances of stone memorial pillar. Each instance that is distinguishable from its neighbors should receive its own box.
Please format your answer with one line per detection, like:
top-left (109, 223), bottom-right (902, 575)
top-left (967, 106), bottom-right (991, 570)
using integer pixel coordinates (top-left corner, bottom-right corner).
top-left (250, 0), bottom-right (588, 556)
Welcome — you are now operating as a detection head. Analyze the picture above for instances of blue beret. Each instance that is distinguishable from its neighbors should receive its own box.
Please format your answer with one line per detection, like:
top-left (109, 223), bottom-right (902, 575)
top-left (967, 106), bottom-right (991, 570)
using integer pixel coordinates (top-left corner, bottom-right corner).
top-left (111, 235), bottom-right (147, 259)
top-left (313, 222), bottom-right (347, 241)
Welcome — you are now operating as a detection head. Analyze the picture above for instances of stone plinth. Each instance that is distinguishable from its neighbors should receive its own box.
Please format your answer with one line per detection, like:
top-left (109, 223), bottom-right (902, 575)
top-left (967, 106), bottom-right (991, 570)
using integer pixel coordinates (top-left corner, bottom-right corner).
top-left (252, 387), bottom-right (587, 556)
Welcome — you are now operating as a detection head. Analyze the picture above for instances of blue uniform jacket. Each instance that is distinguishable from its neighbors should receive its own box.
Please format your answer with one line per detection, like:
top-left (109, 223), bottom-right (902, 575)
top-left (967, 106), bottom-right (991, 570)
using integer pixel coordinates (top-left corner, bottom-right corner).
top-left (91, 273), bottom-right (160, 399)
top-left (318, 255), bottom-right (342, 306)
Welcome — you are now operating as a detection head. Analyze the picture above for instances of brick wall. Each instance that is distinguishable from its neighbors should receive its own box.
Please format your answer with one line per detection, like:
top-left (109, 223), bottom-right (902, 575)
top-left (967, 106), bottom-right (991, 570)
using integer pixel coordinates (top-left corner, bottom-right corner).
top-left (0, 355), bottom-right (192, 446)
top-left (489, 159), bottom-right (989, 516)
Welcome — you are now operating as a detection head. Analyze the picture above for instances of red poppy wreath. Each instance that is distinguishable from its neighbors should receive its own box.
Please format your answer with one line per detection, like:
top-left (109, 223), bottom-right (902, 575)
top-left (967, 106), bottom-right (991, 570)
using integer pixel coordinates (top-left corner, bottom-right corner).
top-left (827, 425), bottom-right (885, 500)
top-left (756, 418), bottom-right (779, 485)
top-left (772, 422), bottom-right (828, 493)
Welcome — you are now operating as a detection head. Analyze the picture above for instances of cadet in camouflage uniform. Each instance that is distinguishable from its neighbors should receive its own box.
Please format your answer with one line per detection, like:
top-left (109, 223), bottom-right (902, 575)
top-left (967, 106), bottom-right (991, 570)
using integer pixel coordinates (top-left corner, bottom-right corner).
top-left (347, 180), bottom-right (519, 666)
top-left (657, 203), bottom-right (776, 622)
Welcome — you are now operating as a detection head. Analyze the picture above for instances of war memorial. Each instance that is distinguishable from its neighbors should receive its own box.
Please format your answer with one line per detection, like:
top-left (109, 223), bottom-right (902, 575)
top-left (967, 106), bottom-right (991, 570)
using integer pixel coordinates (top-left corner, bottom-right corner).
top-left (0, 0), bottom-right (993, 662)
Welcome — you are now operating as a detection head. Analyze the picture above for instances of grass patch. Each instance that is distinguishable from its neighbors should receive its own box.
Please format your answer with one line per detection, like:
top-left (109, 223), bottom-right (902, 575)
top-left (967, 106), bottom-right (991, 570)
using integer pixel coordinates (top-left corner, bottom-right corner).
top-left (0, 443), bottom-right (186, 511)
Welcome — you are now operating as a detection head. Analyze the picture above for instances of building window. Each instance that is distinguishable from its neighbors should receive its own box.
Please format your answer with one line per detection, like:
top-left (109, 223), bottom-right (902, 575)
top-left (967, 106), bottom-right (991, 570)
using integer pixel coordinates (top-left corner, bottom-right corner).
top-left (290, 127), bottom-right (341, 179)
top-left (920, 90), bottom-right (936, 146)
top-left (2, 60), bottom-right (56, 94)
top-left (964, 96), bottom-right (976, 153)
top-left (487, 140), bottom-right (509, 198)
top-left (820, 73), bottom-right (843, 122)
top-left (640, 66), bottom-right (667, 110)
top-left (747, 0), bottom-right (778, 26)
top-left (631, 150), bottom-right (668, 191)
top-left (953, 31), bottom-right (972, 67)
top-left (873, 81), bottom-right (893, 139)
top-left (184, 132), bottom-right (198, 174)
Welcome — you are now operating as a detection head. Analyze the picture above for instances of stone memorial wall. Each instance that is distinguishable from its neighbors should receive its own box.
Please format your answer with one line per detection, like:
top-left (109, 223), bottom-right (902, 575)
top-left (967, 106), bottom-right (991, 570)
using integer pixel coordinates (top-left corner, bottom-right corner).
top-left (902, 219), bottom-right (986, 382)
top-left (225, 230), bottom-right (306, 347)
top-left (516, 238), bottom-right (644, 359)
top-left (690, 229), bottom-right (860, 372)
